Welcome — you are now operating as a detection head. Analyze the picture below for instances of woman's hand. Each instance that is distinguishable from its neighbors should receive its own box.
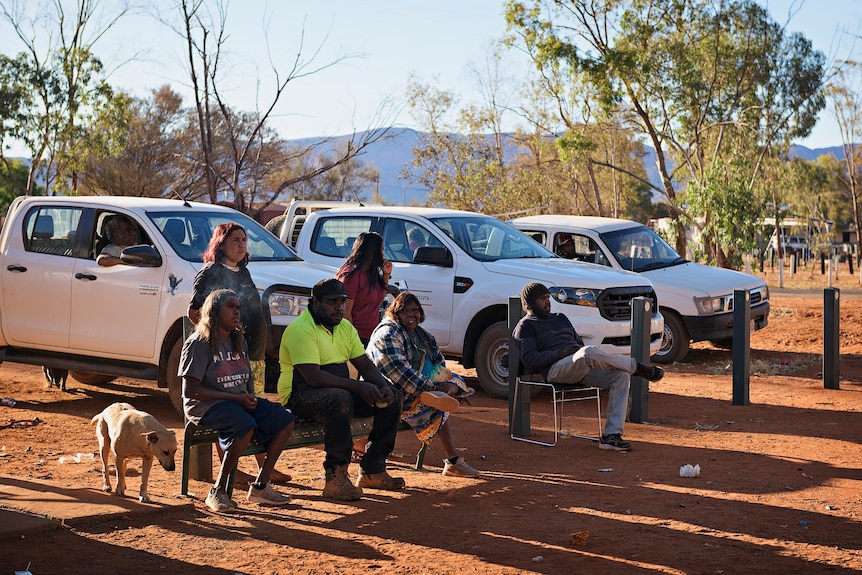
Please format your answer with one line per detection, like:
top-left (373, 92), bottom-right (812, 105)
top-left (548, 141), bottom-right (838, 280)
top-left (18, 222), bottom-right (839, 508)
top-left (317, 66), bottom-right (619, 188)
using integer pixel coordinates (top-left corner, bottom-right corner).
top-left (382, 259), bottom-right (393, 279)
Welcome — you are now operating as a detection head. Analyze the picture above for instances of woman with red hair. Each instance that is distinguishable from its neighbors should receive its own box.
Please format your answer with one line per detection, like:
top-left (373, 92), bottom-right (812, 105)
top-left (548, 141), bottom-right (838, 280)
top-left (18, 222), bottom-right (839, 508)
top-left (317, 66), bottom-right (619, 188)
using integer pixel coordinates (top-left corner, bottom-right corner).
top-left (188, 222), bottom-right (291, 484)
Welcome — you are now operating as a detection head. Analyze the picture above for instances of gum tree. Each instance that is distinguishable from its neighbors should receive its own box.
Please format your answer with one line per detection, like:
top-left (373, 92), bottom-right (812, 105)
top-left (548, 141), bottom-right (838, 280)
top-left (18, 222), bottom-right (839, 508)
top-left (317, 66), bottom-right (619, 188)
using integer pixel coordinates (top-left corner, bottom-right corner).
top-left (505, 0), bottom-right (826, 264)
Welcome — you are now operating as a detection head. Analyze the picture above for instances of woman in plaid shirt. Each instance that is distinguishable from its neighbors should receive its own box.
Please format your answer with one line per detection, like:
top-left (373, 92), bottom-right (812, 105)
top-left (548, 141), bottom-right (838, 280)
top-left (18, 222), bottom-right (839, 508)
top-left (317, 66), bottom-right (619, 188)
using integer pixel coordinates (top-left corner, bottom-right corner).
top-left (367, 292), bottom-right (480, 478)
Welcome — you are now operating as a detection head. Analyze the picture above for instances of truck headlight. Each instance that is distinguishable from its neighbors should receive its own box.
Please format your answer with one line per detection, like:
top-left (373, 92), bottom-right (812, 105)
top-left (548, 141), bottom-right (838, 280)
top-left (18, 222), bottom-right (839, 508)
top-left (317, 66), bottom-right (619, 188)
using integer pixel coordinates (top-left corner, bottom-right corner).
top-left (549, 286), bottom-right (600, 307)
top-left (694, 295), bottom-right (729, 315)
top-left (267, 291), bottom-right (310, 318)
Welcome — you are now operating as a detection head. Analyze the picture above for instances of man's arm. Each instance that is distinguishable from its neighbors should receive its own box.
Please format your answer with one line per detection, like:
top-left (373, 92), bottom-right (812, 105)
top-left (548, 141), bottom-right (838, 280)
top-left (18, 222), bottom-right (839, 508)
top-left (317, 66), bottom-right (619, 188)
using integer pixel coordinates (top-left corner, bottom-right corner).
top-left (513, 316), bottom-right (567, 369)
top-left (294, 357), bottom-right (394, 407)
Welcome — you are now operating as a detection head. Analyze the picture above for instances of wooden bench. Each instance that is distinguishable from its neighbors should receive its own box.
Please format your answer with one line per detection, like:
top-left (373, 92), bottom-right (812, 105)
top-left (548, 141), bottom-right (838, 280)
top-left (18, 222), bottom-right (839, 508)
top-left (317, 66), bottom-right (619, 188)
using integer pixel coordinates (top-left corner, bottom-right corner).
top-left (180, 417), bottom-right (425, 497)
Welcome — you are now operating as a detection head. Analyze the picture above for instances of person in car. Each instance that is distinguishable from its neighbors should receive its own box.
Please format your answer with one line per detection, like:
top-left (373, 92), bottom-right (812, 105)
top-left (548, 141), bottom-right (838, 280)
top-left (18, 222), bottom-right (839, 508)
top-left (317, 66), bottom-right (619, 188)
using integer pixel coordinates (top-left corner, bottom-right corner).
top-left (555, 233), bottom-right (576, 259)
top-left (97, 215), bottom-right (139, 266)
top-left (512, 282), bottom-right (664, 452)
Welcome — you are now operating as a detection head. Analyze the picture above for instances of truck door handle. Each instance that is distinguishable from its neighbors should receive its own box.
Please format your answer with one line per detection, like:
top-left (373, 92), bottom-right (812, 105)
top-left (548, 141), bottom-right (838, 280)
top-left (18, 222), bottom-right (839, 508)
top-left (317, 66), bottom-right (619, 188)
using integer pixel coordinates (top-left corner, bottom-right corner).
top-left (74, 272), bottom-right (98, 281)
top-left (6, 265), bottom-right (27, 272)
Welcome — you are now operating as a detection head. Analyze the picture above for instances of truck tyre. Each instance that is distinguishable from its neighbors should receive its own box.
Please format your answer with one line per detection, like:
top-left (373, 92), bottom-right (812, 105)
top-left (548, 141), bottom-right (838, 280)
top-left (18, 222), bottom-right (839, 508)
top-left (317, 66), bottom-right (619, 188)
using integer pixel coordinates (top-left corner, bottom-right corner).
top-left (652, 310), bottom-right (689, 364)
top-left (166, 337), bottom-right (184, 416)
top-left (475, 321), bottom-right (511, 399)
top-left (265, 214), bottom-right (286, 238)
top-left (68, 371), bottom-right (117, 385)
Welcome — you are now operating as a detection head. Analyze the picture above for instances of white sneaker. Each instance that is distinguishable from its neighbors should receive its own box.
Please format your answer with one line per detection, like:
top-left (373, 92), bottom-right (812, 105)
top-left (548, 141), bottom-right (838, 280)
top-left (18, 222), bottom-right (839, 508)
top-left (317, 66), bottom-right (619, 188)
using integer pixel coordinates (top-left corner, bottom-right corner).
top-left (205, 488), bottom-right (237, 513)
top-left (247, 482), bottom-right (291, 506)
top-left (442, 457), bottom-right (480, 478)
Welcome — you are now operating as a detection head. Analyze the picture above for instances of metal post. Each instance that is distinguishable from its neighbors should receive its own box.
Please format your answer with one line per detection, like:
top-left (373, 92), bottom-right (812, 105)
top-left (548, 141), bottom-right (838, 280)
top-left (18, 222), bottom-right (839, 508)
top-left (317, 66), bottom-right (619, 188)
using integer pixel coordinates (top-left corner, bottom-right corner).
top-left (732, 289), bottom-right (751, 405)
top-left (508, 296), bottom-right (530, 435)
top-left (824, 288), bottom-right (840, 390)
top-left (629, 297), bottom-right (651, 423)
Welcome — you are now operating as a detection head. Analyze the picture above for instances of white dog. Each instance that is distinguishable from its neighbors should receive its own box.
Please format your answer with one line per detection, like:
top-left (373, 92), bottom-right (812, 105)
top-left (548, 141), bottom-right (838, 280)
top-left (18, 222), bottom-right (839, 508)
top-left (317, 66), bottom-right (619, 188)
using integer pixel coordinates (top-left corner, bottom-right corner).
top-left (91, 402), bottom-right (177, 503)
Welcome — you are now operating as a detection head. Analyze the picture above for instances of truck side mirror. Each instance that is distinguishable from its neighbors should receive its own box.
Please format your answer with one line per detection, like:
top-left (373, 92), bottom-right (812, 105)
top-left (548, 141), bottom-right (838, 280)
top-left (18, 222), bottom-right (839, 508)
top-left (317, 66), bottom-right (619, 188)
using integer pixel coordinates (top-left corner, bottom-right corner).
top-left (120, 245), bottom-right (163, 267)
top-left (413, 246), bottom-right (453, 267)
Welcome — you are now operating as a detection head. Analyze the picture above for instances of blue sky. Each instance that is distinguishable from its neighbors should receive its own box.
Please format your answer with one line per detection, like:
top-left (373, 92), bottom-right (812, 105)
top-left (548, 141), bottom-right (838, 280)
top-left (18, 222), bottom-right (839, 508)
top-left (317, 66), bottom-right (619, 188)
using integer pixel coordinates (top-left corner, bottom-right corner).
top-left (1, 0), bottom-right (861, 155)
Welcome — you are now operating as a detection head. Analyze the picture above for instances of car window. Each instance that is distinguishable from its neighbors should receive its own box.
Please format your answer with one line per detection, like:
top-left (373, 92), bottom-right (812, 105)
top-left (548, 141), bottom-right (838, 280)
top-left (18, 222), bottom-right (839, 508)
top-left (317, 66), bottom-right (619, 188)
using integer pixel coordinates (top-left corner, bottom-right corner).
top-left (23, 206), bottom-right (82, 257)
top-left (92, 211), bottom-right (152, 260)
top-left (314, 217), bottom-right (373, 258)
top-left (429, 215), bottom-right (553, 261)
top-left (570, 234), bottom-right (607, 264)
top-left (149, 211), bottom-right (302, 262)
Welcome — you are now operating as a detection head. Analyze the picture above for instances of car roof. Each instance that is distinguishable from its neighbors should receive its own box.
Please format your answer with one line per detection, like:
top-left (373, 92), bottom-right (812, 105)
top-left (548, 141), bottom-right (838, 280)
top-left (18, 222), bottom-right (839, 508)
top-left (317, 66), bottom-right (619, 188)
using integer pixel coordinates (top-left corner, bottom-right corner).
top-left (311, 205), bottom-right (487, 218)
top-left (15, 195), bottom-right (237, 214)
top-left (510, 214), bottom-right (643, 234)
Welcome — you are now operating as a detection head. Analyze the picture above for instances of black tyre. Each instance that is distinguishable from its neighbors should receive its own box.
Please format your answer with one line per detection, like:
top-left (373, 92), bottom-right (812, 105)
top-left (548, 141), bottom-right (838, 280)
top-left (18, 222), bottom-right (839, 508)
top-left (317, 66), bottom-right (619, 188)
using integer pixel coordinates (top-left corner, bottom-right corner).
top-left (651, 310), bottom-right (690, 364)
top-left (475, 321), bottom-right (511, 399)
top-left (68, 371), bottom-right (117, 385)
top-left (166, 337), bottom-right (184, 416)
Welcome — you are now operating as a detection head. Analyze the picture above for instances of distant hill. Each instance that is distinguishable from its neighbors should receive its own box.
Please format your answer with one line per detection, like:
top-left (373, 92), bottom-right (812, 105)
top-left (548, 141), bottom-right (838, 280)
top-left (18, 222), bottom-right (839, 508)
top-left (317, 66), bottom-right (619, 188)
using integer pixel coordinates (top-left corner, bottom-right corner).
top-left (299, 130), bottom-right (848, 206)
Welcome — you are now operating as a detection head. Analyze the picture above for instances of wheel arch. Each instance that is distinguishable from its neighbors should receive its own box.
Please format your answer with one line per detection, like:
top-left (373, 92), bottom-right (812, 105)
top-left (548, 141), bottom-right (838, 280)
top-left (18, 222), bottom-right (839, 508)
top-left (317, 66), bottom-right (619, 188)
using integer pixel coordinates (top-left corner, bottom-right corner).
top-left (460, 304), bottom-right (507, 368)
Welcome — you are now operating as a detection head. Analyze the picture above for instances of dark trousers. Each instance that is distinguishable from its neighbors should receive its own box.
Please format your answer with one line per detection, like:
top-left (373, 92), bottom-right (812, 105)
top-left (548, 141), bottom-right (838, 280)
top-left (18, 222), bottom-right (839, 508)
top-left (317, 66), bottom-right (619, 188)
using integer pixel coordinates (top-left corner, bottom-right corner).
top-left (289, 386), bottom-right (403, 474)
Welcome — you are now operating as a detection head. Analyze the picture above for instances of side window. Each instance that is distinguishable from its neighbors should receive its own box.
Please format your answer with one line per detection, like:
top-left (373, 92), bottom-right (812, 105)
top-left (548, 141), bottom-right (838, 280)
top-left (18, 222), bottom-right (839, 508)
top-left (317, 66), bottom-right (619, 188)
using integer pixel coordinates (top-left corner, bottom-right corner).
top-left (315, 217), bottom-right (373, 257)
top-left (94, 211), bottom-right (150, 260)
top-left (402, 222), bottom-right (442, 260)
top-left (23, 206), bottom-right (82, 257)
top-left (381, 218), bottom-right (413, 263)
top-left (571, 234), bottom-right (606, 264)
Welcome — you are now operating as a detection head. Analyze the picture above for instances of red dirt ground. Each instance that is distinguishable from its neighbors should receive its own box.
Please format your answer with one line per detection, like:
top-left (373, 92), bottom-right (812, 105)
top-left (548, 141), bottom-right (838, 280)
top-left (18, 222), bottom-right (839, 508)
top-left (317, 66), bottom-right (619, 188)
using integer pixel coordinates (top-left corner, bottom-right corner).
top-left (1, 278), bottom-right (860, 574)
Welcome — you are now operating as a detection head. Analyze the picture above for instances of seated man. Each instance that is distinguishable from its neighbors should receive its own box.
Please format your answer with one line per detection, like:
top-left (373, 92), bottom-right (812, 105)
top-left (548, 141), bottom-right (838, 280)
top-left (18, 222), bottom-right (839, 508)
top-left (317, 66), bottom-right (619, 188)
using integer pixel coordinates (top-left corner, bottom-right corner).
top-left (512, 282), bottom-right (664, 451)
top-left (278, 278), bottom-right (405, 501)
top-left (97, 214), bottom-right (139, 267)
top-left (556, 233), bottom-right (576, 259)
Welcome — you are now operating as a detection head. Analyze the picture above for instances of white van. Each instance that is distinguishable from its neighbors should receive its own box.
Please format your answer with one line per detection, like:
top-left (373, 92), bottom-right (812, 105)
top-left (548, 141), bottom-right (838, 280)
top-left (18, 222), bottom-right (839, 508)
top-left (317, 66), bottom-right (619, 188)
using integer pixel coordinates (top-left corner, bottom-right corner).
top-left (510, 215), bottom-right (770, 364)
top-left (279, 203), bottom-right (664, 398)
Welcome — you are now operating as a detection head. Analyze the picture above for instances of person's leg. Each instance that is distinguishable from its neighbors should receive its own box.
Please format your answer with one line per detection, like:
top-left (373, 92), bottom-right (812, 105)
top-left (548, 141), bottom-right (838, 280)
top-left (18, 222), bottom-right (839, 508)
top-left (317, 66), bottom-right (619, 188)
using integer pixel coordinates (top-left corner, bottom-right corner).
top-left (248, 399), bottom-right (295, 486)
top-left (436, 419), bottom-right (457, 460)
top-left (199, 401), bottom-right (257, 511)
top-left (580, 368), bottom-right (630, 437)
top-left (292, 387), bottom-right (355, 473)
top-left (355, 388), bottom-right (403, 474)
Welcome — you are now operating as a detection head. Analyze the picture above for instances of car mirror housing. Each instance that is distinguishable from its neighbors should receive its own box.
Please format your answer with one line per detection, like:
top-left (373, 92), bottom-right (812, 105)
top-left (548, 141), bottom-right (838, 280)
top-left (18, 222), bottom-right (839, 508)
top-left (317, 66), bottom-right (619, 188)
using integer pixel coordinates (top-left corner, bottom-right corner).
top-left (121, 244), bottom-right (163, 267)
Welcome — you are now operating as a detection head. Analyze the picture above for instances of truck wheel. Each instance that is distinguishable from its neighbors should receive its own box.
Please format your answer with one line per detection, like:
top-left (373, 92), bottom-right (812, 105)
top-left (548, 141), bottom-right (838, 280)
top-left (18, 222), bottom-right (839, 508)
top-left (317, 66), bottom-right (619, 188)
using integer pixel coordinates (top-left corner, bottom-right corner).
top-left (166, 337), bottom-right (184, 416)
top-left (475, 321), bottom-right (511, 399)
top-left (265, 214), bottom-right (286, 238)
top-left (652, 311), bottom-right (689, 364)
top-left (68, 371), bottom-right (117, 385)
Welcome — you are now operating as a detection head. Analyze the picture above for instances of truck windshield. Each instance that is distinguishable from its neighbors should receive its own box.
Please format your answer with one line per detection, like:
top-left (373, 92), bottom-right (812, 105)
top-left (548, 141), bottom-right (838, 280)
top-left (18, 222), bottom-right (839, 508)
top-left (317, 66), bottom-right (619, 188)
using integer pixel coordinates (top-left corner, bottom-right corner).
top-left (428, 214), bottom-right (554, 261)
top-left (600, 225), bottom-right (685, 272)
top-left (149, 211), bottom-right (302, 263)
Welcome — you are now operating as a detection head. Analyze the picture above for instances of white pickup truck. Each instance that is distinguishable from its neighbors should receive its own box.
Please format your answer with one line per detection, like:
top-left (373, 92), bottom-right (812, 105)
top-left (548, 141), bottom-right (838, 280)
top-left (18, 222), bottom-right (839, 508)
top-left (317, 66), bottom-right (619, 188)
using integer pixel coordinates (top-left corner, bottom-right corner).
top-left (510, 214), bottom-right (771, 363)
top-left (274, 201), bottom-right (664, 398)
top-left (0, 195), bottom-right (334, 412)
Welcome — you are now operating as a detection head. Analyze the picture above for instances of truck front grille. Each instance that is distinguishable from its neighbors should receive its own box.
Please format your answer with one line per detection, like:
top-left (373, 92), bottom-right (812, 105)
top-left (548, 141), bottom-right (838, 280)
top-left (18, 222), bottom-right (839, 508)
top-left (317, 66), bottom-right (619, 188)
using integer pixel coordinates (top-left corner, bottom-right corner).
top-left (598, 287), bottom-right (658, 321)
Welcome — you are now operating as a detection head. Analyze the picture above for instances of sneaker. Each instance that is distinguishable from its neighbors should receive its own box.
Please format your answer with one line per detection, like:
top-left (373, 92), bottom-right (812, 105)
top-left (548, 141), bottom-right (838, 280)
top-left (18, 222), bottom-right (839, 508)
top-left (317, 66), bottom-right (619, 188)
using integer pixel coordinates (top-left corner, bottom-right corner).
top-left (205, 487), bottom-right (237, 513)
top-left (599, 433), bottom-right (632, 451)
top-left (442, 457), bottom-right (480, 478)
top-left (247, 482), bottom-right (291, 506)
top-left (323, 465), bottom-right (364, 501)
top-left (635, 362), bottom-right (664, 382)
top-left (356, 469), bottom-right (406, 491)
top-left (420, 390), bottom-right (460, 412)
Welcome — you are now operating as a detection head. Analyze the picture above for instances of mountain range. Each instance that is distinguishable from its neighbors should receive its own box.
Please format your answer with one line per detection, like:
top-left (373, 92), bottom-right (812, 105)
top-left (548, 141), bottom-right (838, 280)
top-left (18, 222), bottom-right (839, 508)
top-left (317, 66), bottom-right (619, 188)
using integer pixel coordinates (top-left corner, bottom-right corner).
top-left (299, 128), bottom-right (847, 206)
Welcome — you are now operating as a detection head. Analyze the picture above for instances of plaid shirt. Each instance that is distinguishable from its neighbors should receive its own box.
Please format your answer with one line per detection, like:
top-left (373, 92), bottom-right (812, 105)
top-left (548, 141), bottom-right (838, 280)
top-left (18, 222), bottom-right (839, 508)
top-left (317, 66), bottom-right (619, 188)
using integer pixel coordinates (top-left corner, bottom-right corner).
top-left (367, 317), bottom-right (445, 399)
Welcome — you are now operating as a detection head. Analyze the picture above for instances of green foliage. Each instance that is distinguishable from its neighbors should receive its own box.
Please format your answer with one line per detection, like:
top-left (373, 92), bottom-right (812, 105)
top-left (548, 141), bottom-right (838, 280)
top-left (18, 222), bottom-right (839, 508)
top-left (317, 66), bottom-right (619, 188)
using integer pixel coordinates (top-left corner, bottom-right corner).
top-left (0, 158), bottom-right (40, 211)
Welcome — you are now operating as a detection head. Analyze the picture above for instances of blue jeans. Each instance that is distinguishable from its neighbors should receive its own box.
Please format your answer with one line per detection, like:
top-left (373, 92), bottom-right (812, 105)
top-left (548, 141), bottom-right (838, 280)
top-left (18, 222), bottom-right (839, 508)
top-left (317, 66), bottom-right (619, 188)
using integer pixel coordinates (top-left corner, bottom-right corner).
top-left (288, 386), bottom-right (403, 474)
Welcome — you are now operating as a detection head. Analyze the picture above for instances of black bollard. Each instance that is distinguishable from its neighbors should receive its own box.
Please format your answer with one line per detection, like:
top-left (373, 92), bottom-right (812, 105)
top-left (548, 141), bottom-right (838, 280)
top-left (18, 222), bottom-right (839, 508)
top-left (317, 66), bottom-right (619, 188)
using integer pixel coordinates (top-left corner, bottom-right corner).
top-left (508, 296), bottom-right (530, 435)
top-left (824, 288), bottom-right (840, 390)
top-left (732, 289), bottom-right (751, 405)
top-left (629, 297), bottom-right (652, 423)
top-left (850, 256), bottom-right (854, 275)
top-left (821, 253), bottom-right (826, 275)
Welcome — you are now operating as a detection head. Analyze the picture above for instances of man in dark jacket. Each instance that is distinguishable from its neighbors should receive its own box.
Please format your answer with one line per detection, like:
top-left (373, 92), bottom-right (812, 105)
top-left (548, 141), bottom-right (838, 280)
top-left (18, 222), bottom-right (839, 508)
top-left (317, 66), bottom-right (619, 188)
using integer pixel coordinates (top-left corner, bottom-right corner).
top-left (512, 282), bottom-right (663, 451)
